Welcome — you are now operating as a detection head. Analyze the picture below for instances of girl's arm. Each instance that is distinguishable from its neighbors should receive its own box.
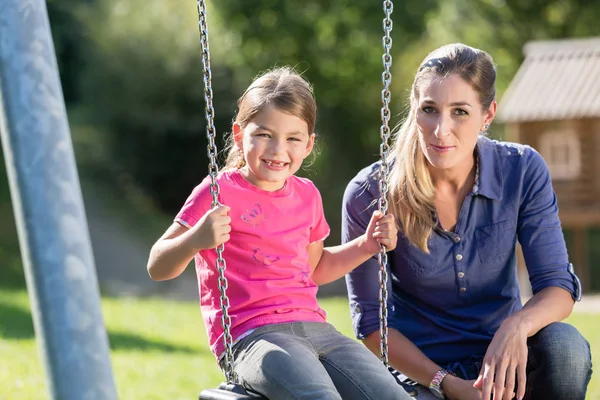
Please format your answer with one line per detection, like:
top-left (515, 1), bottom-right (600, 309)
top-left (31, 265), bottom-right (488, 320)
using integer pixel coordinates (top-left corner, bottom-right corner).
top-left (308, 211), bottom-right (397, 285)
top-left (147, 205), bottom-right (231, 281)
top-left (147, 223), bottom-right (199, 281)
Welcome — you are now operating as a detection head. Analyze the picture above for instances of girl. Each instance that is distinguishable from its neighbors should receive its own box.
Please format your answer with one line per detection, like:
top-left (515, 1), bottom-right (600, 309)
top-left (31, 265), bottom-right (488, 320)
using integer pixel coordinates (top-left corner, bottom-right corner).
top-left (147, 67), bottom-right (412, 400)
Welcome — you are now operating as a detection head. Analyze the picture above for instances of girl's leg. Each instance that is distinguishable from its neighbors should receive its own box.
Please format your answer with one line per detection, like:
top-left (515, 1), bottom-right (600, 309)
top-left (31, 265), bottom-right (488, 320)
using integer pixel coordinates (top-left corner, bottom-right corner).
top-left (305, 322), bottom-right (414, 400)
top-left (231, 322), bottom-right (342, 400)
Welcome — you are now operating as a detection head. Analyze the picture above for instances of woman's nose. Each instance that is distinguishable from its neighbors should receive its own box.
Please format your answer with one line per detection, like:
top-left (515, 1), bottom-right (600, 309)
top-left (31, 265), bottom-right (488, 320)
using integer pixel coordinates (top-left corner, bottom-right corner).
top-left (433, 115), bottom-right (452, 138)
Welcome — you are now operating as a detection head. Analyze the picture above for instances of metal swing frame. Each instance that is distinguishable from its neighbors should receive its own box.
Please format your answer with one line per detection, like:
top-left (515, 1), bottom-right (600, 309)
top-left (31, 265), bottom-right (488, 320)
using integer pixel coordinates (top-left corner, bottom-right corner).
top-left (196, 1), bottom-right (394, 398)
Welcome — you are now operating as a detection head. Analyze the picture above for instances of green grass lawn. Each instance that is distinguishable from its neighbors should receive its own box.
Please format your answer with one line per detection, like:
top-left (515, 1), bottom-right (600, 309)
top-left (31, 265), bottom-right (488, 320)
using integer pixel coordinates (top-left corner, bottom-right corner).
top-left (0, 288), bottom-right (598, 400)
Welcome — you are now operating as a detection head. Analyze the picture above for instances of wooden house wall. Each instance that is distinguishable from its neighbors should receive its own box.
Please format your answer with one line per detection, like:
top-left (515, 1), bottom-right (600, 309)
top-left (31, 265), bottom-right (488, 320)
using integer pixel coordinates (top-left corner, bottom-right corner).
top-left (512, 119), bottom-right (599, 218)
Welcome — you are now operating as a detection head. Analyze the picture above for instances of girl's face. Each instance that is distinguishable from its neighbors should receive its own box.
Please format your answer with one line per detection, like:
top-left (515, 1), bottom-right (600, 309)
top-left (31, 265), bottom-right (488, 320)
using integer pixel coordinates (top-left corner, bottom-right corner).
top-left (415, 73), bottom-right (496, 172)
top-left (233, 104), bottom-right (315, 191)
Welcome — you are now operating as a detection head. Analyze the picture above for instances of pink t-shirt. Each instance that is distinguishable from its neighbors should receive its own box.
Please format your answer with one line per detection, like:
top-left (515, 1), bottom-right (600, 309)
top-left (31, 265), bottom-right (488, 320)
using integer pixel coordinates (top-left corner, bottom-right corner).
top-left (175, 169), bottom-right (330, 359)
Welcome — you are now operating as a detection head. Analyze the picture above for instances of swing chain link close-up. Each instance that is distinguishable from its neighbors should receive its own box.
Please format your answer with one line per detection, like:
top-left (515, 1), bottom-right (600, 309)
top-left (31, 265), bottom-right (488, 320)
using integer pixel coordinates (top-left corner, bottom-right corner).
top-left (378, 0), bottom-right (393, 368)
top-left (196, 0), bottom-right (236, 385)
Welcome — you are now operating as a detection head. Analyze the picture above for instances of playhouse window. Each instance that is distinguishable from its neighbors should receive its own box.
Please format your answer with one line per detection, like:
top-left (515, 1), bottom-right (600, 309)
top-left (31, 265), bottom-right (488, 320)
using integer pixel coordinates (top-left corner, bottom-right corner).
top-left (539, 130), bottom-right (581, 180)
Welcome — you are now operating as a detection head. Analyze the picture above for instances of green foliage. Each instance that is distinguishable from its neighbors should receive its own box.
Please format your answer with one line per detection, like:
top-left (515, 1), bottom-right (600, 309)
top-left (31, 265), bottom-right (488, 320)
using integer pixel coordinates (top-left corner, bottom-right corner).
top-left (67, 0), bottom-right (440, 236)
top-left (78, 1), bottom-right (238, 213)
top-left (0, 155), bottom-right (25, 287)
top-left (38, 0), bottom-right (600, 259)
top-left (212, 0), bottom-right (438, 238)
top-left (47, 0), bottom-right (88, 103)
top-left (213, 0), bottom-right (438, 161)
top-left (417, 0), bottom-right (600, 97)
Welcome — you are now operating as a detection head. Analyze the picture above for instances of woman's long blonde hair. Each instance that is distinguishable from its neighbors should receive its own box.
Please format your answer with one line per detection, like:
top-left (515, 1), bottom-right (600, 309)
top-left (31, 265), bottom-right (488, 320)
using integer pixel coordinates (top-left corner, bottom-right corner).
top-left (388, 43), bottom-right (496, 252)
top-left (222, 66), bottom-right (317, 170)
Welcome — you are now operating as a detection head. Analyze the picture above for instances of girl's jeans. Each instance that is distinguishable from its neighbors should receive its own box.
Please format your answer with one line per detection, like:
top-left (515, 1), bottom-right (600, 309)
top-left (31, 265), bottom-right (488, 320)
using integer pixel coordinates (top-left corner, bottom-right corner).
top-left (228, 321), bottom-right (413, 400)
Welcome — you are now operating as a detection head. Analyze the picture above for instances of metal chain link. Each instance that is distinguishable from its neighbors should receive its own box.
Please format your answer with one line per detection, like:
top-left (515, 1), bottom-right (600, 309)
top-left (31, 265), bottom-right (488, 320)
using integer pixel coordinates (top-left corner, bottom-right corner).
top-left (378, 0), bottom-right (393, 368)
top-left (196, 0), bottom-right (236, 384)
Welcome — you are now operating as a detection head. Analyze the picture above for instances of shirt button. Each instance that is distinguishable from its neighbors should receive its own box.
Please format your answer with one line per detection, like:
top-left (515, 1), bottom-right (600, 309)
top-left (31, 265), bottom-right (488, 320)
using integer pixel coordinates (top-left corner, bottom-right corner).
top-left (457, 272), bottom-right (465, 278)
top-left (460, 287), bottom-right (467, 293)
top-left (455, 254), bottom-right (463, 261)
top-left (454, 236), bottom-right (461, 243)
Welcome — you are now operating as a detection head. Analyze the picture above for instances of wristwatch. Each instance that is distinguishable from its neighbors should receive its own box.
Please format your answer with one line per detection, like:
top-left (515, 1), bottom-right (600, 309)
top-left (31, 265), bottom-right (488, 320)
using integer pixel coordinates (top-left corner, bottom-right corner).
top-left (429, 369), bottom-right (451, 399)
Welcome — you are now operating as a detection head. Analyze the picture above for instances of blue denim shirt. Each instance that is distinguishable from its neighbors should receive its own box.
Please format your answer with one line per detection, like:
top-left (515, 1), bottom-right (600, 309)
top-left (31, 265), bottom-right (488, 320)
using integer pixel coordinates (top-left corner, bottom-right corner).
top-left (342, 137), bottom-right (581, 365)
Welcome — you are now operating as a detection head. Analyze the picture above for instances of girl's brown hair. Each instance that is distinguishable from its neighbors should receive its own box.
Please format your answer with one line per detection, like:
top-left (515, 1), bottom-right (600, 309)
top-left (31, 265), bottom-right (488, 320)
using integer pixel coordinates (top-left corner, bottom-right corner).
top-left (223, 66), bottom-right (317, 170)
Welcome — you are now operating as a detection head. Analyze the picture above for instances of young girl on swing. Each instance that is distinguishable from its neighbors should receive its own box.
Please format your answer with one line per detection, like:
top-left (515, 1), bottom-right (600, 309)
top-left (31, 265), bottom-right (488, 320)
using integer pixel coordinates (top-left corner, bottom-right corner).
top-left (147, 66), bottom-right (412, 400)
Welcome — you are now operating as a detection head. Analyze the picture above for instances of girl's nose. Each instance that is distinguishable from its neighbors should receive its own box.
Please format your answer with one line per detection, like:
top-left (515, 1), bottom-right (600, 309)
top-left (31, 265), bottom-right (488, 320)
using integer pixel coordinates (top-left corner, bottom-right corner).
top-left (269, 139), bottom-right (285, 154)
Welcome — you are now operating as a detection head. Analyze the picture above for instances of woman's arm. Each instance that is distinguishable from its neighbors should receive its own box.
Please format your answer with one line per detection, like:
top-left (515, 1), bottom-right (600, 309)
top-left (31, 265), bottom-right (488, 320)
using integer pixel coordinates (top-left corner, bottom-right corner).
top-left (517, 149), bottom-right (579, 309)
top-left (365, 329), bottom-right (442, 386)
top-left (476, 148), bottom-right (580, 400)
top-left (506, 147), bottom-right (578, 334)
top-left (504, 287), bottom-right (573, 337)
top-left (366, 329), bottom-right (481, 399)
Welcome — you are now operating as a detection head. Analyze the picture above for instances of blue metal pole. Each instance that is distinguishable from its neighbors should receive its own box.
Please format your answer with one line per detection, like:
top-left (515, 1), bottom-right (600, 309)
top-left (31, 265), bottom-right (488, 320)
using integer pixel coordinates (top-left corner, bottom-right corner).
top-left (0, 1), bottom-right (118, 399)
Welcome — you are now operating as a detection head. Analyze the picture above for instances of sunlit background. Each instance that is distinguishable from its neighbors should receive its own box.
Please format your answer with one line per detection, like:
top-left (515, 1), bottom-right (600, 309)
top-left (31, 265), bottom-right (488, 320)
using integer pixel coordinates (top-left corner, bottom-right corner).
top-left (1, 0), bottom-right (599, 398)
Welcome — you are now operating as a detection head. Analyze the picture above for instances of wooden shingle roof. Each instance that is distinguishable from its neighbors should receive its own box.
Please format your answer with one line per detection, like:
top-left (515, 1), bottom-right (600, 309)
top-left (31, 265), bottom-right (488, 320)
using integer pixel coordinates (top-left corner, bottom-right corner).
top-left (496, 37), bottom-right (600, 123)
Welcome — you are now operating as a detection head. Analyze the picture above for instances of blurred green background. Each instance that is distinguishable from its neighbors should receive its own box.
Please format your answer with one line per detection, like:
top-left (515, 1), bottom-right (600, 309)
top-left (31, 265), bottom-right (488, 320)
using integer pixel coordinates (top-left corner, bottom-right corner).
top-left (2, 0), bottom-right (599, 292)
top-left (1, 0), bottom-right (599, 398)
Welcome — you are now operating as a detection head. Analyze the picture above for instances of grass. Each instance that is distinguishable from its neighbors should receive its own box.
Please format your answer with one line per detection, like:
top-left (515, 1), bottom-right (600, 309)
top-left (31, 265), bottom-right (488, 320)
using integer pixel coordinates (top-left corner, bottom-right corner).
top-left (0, 289), bottom-right (598, 400)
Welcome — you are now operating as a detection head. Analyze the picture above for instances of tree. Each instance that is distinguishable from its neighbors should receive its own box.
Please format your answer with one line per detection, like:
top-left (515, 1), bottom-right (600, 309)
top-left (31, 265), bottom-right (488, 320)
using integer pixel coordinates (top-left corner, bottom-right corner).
top-left (212, 0), bottom-right (439, 236)
top-left (419, 0), bottom-right (600, 95)
top-left (78, 1), bottom-right (238, 213)
top-left (47, 0), bottom-right (88, 103)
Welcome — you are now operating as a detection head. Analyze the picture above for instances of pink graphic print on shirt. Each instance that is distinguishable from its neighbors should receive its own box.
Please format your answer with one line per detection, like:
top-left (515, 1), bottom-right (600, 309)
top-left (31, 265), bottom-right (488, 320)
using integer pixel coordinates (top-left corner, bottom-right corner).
top-left (252, 248), bottom-right (280, 266)
top-left (242, 200), bottom-right (311, 285)
top-left (241, 203), bottom-right (266, 227)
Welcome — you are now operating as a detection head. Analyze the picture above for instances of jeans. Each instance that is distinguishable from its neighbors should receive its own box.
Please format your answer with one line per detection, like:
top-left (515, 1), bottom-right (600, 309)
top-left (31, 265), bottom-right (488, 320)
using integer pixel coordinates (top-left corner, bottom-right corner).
top-left (229, 321), bottom-right (412, 400)
top-left (443, 322), bottom-right (592, 400)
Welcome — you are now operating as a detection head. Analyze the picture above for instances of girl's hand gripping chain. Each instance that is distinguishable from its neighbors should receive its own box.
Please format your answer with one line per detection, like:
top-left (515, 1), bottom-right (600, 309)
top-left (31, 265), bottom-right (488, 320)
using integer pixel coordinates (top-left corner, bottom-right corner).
top-left (364, 211), bottom-right (398, 255)
top-left (192, 205), bottom-right (232, 250)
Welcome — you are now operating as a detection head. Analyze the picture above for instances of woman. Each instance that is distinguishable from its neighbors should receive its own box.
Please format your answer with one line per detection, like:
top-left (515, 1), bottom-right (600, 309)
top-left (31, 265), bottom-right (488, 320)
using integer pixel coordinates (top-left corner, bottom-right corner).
top-left (342, 43), bottom-right (592, 400)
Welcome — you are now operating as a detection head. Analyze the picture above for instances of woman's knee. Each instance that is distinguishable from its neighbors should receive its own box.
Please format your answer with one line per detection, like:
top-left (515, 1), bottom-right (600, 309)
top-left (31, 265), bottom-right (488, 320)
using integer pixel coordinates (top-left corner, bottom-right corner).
top-left (529, 322), bottom-right (591, 373)
top-left (527, 322), bottom-right (592, 398)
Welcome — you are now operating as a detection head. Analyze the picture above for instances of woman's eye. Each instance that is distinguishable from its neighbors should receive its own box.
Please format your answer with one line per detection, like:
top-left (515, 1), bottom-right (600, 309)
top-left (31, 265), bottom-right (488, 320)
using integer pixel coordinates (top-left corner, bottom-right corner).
top-left (454, 109), bottom-right (468, 116)
top-left (422, 106), bottom-right (436, 114)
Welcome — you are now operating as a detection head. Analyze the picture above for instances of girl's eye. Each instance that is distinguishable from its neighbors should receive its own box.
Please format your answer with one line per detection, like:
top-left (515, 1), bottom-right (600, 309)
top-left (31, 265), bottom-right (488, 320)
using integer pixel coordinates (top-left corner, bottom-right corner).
top-left (256, 133), bottom-right (270, 138)
top-left (454, 109), bottom-right (468, 116)
top-left (422, 106), bottom-right (436, 114)
top-left (288, 137), bottom-right (301, 142)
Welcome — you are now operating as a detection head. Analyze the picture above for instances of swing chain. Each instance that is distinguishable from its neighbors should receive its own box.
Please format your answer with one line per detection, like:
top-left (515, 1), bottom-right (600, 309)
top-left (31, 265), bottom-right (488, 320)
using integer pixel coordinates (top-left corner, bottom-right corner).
top-left (196, 0), bottom-right (236, 384)
top-left (378, 0), bottom-right (393, 368)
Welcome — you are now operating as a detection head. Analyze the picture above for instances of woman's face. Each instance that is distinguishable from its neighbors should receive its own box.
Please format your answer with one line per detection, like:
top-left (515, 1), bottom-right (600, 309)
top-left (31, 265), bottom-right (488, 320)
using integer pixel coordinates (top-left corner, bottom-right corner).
top-left (415, 73), bottom-right (496, 172)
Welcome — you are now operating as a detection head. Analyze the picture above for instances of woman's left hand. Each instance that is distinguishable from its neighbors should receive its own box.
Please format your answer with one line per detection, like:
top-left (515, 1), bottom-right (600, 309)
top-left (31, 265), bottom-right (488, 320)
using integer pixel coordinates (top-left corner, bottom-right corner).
top-left (473, 316), bottom-right (529, 400)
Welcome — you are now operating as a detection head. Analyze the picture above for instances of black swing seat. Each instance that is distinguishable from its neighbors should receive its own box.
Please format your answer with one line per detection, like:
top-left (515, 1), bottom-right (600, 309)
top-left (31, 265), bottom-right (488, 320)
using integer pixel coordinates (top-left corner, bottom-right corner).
top-left (198, 373), bottom-right (419, 400)
top-left (199, 382), bottom-right (268, 400)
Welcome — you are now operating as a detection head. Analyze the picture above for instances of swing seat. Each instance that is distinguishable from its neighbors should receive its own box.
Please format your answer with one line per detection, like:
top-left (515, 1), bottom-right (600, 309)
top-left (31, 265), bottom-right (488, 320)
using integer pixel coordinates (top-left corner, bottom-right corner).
top-left (199, 382), bottom-right (268, 400)
top-left (199, 381), bottom-right (417, 400)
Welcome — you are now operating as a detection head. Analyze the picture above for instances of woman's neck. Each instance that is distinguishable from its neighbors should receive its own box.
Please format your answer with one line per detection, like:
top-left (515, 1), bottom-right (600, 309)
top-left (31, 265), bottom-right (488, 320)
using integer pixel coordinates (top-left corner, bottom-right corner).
top-left (429, 155), bottom-right (476, 194)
